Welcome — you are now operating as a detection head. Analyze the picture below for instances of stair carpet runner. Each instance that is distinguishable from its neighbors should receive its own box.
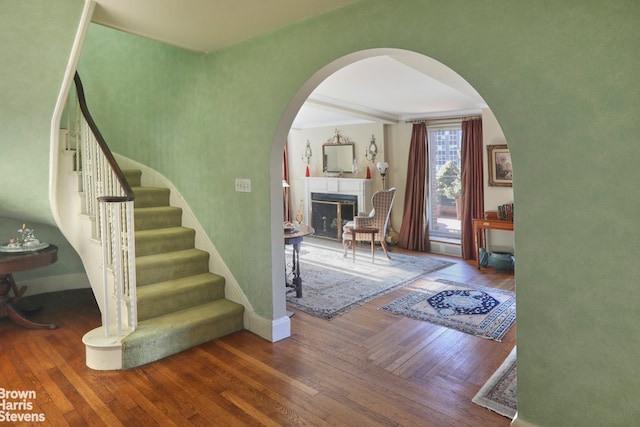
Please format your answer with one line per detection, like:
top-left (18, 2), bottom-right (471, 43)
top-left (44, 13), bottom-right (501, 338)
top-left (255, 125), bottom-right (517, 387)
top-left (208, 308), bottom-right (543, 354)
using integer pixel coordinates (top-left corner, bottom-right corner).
top-left (120, 169), bottom-right (244, 369)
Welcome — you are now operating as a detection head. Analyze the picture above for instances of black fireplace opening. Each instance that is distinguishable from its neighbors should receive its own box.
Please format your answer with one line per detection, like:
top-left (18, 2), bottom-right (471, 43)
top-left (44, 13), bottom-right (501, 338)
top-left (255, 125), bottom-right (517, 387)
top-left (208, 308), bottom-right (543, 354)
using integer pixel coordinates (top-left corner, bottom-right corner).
top-left (311, 193), bottom-right (358, 240)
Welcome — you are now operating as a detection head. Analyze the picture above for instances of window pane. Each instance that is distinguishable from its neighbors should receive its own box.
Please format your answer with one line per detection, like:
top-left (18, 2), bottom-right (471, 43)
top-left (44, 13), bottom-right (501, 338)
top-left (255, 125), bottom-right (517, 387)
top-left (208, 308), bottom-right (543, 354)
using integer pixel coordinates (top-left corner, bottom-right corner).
top-left (428, 127), bottom-right (462, 240)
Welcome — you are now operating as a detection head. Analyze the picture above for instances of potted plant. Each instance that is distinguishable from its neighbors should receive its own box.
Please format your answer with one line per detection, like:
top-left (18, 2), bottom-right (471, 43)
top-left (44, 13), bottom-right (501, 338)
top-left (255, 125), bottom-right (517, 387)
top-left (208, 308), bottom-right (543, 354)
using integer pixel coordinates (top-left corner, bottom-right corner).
top-left (436, 161), bottom-right (462, 219)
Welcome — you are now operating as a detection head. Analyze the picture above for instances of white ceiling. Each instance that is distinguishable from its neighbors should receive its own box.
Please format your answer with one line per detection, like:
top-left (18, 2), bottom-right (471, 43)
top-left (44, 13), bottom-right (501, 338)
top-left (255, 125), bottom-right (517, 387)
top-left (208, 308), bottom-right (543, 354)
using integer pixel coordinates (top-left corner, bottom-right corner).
top-left (293, 54), bottom-right (487, 129)
top-left (92, 0), bottom-right (358, 53)
top-left (92, 0), bottom-right (487, 129)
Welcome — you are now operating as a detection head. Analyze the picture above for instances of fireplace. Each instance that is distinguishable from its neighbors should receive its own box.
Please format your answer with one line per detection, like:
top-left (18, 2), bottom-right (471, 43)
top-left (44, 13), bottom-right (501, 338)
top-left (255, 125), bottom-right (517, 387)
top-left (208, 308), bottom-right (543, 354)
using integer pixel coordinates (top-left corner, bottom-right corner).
top-left (311, 193), bottom-right (358, 240)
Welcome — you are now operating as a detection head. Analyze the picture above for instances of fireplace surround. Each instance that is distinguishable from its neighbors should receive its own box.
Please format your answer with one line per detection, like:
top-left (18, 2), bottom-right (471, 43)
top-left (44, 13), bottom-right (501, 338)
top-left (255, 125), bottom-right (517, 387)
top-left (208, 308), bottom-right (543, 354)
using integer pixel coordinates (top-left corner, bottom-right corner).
top-left (303, 177), bottom-right (373, 240)
top-left (311, 193), bottom-right (357, 240)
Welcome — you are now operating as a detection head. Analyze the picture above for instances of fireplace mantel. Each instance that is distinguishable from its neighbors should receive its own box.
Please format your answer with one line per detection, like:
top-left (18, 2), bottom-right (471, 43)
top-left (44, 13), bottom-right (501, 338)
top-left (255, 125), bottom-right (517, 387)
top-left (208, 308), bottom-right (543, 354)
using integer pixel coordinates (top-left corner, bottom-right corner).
top-left (303, 177), bottom-right (373, 225)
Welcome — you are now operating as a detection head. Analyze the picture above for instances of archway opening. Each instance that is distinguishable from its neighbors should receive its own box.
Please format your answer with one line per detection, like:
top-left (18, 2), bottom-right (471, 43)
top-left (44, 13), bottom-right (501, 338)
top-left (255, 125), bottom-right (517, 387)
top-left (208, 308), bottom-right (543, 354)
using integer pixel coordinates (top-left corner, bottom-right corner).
top-left (270, 48), bottom-right (515, 339)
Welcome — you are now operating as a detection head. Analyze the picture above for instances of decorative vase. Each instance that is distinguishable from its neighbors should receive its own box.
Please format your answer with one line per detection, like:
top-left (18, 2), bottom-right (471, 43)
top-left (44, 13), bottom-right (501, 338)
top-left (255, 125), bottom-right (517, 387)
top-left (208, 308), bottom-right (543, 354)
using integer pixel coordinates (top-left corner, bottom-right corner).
top-left (305, 165), bottom-right (310, 177)
top-left (366, 166), bottom-right (371, 179)
top-left (295, 200), bottom-right (304, 224)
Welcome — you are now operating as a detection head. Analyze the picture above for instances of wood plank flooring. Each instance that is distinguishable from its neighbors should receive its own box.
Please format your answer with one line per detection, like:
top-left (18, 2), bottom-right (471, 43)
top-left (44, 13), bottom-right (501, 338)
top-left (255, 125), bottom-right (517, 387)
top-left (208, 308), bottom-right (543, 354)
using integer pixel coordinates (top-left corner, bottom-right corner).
top-left (0, 247), bottom-right (515, 426)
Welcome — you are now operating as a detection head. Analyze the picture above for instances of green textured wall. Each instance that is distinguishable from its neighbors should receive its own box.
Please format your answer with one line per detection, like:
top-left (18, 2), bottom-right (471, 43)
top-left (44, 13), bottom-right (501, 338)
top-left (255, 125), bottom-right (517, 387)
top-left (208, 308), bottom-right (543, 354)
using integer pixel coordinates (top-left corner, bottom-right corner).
top-left (0, 0), bottom-right (83, 223)
top-left (0, 1), bottom-right (86, 278)
top-left (4, 0), bottom-right (639, 424)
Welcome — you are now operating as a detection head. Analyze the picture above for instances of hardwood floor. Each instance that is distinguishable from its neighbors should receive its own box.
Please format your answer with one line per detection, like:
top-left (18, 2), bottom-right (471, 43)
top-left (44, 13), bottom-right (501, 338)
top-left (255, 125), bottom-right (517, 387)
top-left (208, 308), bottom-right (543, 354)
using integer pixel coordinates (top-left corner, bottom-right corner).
top-left (0, 247), bottom-right (515, 426)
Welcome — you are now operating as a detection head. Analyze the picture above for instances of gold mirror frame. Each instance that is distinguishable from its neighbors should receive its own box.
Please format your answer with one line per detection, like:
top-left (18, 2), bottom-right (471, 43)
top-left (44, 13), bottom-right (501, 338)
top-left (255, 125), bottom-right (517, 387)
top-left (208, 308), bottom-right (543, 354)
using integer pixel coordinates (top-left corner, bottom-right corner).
top-left (322, 143), bottom-right (355, 174)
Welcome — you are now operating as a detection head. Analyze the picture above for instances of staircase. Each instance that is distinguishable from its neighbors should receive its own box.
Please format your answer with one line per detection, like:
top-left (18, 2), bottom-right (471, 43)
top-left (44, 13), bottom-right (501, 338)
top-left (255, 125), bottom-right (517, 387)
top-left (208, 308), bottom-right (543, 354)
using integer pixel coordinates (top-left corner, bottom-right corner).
top-left (115, 169), bottom-right (244, 369)
top-left (57, 73), bottom-right (244, 369)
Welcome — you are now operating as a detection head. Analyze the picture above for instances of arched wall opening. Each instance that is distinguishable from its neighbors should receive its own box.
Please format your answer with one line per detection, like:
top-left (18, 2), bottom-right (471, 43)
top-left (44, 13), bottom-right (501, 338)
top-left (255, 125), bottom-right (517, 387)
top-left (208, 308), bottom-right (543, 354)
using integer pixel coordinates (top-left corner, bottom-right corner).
top-left (269, 48), bottom-right (514, 334)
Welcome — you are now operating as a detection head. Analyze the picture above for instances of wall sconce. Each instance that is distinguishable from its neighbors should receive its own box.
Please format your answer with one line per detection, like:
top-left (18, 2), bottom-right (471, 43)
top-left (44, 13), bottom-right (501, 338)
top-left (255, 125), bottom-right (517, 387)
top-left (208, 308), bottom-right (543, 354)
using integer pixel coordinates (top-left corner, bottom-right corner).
top-left (301, 140), bottom-right (312, 165)
top-left (365, 135), bottom-right (377, 162)
top-left (302, 140), bottom-right (313, 177)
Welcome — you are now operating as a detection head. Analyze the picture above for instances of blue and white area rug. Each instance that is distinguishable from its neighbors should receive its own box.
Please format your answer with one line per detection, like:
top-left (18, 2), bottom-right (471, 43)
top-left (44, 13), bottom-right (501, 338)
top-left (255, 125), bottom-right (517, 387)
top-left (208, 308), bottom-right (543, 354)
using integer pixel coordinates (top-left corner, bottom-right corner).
top-left (473, 346), bottom-right (518, 418)
top-left (381, 278), bottom-right (516, 341)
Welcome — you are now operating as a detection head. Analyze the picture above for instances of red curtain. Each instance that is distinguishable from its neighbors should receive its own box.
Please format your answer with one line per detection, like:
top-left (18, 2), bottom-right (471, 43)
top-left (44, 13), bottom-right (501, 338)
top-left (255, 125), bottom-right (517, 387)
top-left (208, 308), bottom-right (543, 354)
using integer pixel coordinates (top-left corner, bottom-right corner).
top-left (282, 144), bottom-right (292, 222)
top-left (460, 118), bottom-right (484, 259)
top-left (398, 123), bottom-right (430, 252)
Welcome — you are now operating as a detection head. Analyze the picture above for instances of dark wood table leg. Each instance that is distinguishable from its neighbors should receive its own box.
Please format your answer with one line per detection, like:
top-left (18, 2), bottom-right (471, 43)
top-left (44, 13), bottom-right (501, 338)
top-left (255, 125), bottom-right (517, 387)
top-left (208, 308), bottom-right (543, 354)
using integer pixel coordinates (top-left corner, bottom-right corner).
top-left (284, 237), bottom-right (303, 298)
top-left (292, 241), bottom-right (302, 298)
top-left (476, 227), bottom-right (481, 269)
top-left (5, 302), bottom-right (56, 329)
top-left (6, 274), bottom-right (27, 304)
top-left (0, 276), bottom-right (57, 330)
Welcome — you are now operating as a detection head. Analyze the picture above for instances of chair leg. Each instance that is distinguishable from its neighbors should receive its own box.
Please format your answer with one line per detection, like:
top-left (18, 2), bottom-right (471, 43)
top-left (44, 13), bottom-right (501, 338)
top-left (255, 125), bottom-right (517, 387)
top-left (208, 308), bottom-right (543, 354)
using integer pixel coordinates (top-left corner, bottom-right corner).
top-left (381, 240), bottom-right (391, 259)
top-left (343, 238), bottom-right (349, 257)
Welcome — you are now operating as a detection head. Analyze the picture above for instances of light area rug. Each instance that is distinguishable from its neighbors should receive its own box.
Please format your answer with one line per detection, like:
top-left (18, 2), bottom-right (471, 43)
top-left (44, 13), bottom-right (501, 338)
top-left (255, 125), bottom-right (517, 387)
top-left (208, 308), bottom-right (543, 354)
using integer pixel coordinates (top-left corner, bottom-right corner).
top-left (380, 278), bottom-right (516, 341)
top-left (472, 346), bottom-right (518, 419)
top-left (286, 238), bottom-right (455, 320)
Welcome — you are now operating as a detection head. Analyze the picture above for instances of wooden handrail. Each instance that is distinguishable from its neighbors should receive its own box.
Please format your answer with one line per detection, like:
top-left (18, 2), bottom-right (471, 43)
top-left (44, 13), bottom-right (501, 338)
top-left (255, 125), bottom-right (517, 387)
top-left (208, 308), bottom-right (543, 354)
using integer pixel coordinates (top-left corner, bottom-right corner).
top-left (73, 72), bottom-right (134, 202)
top-left (98, 196), bottom-right (129, 203)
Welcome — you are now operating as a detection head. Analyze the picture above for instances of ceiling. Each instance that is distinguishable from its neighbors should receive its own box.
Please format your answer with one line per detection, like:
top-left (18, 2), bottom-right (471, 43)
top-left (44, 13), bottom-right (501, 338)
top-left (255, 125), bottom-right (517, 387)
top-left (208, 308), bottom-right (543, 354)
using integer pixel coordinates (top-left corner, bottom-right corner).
top-left (292, 54), bottom-right (487, 129)
top-left (92, 0), bottom-right (358, 53)
top-left (92, 0), bottom-right (487, 129)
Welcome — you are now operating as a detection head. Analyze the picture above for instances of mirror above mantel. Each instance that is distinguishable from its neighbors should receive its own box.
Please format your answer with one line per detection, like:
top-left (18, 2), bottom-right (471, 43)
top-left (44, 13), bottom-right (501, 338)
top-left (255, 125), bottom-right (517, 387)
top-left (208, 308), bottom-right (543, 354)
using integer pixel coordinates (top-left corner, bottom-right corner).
top-left (323, 143), bottom-right (355, 175)
top-left (322, 129), bottom-right (356, 175)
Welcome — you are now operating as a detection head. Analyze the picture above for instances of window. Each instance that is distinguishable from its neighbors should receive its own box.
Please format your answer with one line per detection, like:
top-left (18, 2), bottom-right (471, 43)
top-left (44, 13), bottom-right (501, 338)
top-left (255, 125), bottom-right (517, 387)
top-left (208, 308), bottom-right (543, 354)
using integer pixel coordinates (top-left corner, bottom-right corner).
top-left (428, 125), bottom-right (462, 241)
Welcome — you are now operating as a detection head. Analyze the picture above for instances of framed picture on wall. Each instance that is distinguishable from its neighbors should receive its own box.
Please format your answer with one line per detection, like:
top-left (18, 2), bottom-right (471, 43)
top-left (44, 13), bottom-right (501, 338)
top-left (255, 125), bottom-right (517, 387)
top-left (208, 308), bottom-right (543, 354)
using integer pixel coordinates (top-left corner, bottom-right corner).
top-left (487, 144), bottom-right (513, 187)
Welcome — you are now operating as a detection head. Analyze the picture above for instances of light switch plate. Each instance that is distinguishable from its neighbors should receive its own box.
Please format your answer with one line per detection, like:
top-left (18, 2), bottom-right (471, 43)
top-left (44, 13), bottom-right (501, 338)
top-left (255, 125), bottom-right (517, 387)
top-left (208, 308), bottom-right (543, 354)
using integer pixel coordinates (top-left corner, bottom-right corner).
top-left (235, 178), bottom-right (251, 192)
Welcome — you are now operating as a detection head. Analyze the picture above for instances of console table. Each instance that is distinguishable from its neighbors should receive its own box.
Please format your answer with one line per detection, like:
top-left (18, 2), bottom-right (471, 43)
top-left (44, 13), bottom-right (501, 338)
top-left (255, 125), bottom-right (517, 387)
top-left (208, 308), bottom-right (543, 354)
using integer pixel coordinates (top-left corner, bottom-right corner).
top-left (472, 217), bottom-right (514, 269)
top-left (0, 245), bottom-right (58, 329)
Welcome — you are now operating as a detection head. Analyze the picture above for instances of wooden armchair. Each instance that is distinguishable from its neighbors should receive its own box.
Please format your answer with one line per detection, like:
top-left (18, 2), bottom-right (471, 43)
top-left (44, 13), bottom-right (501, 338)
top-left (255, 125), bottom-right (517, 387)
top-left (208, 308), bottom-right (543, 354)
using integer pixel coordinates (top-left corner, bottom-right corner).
top-left (342, 187), bottom-right (396, 259)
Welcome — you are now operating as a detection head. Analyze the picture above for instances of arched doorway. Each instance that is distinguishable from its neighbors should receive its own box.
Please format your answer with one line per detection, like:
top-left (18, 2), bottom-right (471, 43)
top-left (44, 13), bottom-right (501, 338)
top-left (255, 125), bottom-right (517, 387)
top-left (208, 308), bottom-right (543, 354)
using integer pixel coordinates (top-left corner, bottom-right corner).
top-left (269, 48), bottom-right (514, 338)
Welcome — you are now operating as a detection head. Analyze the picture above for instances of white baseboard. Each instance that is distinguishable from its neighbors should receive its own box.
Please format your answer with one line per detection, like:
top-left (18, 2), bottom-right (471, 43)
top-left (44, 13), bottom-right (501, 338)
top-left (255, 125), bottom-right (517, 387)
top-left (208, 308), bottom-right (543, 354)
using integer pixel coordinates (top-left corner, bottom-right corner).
top-left (430, 240), bottom-right (462, 257)
top-left (245, 310), bottom-right (291, 342)
top-left (270, 315), bottom-right (292, 342)
top-left (18, 272), bottom-right (90, 297)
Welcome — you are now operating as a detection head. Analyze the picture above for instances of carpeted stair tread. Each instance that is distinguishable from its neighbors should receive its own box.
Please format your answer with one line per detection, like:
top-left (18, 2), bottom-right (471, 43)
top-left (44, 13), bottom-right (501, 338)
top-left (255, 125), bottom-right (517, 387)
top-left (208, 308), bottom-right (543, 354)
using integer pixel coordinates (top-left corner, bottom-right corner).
top-left (136, 272), bottom-right (226, 321)
top-left (134, 206), bottom-right (183, 230)
top-left (136, 248), bottom-right (210, 286)
top-left (132, 186), bottom-right (170, 208)
top-left (103, 166), bottom-right (245, 369)
top-left (122, 169), bottom-right (142, 187)
top-left (122, 299), bottom-right (244, 369)
top-left (135, 226), bottom-right (195, 257)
